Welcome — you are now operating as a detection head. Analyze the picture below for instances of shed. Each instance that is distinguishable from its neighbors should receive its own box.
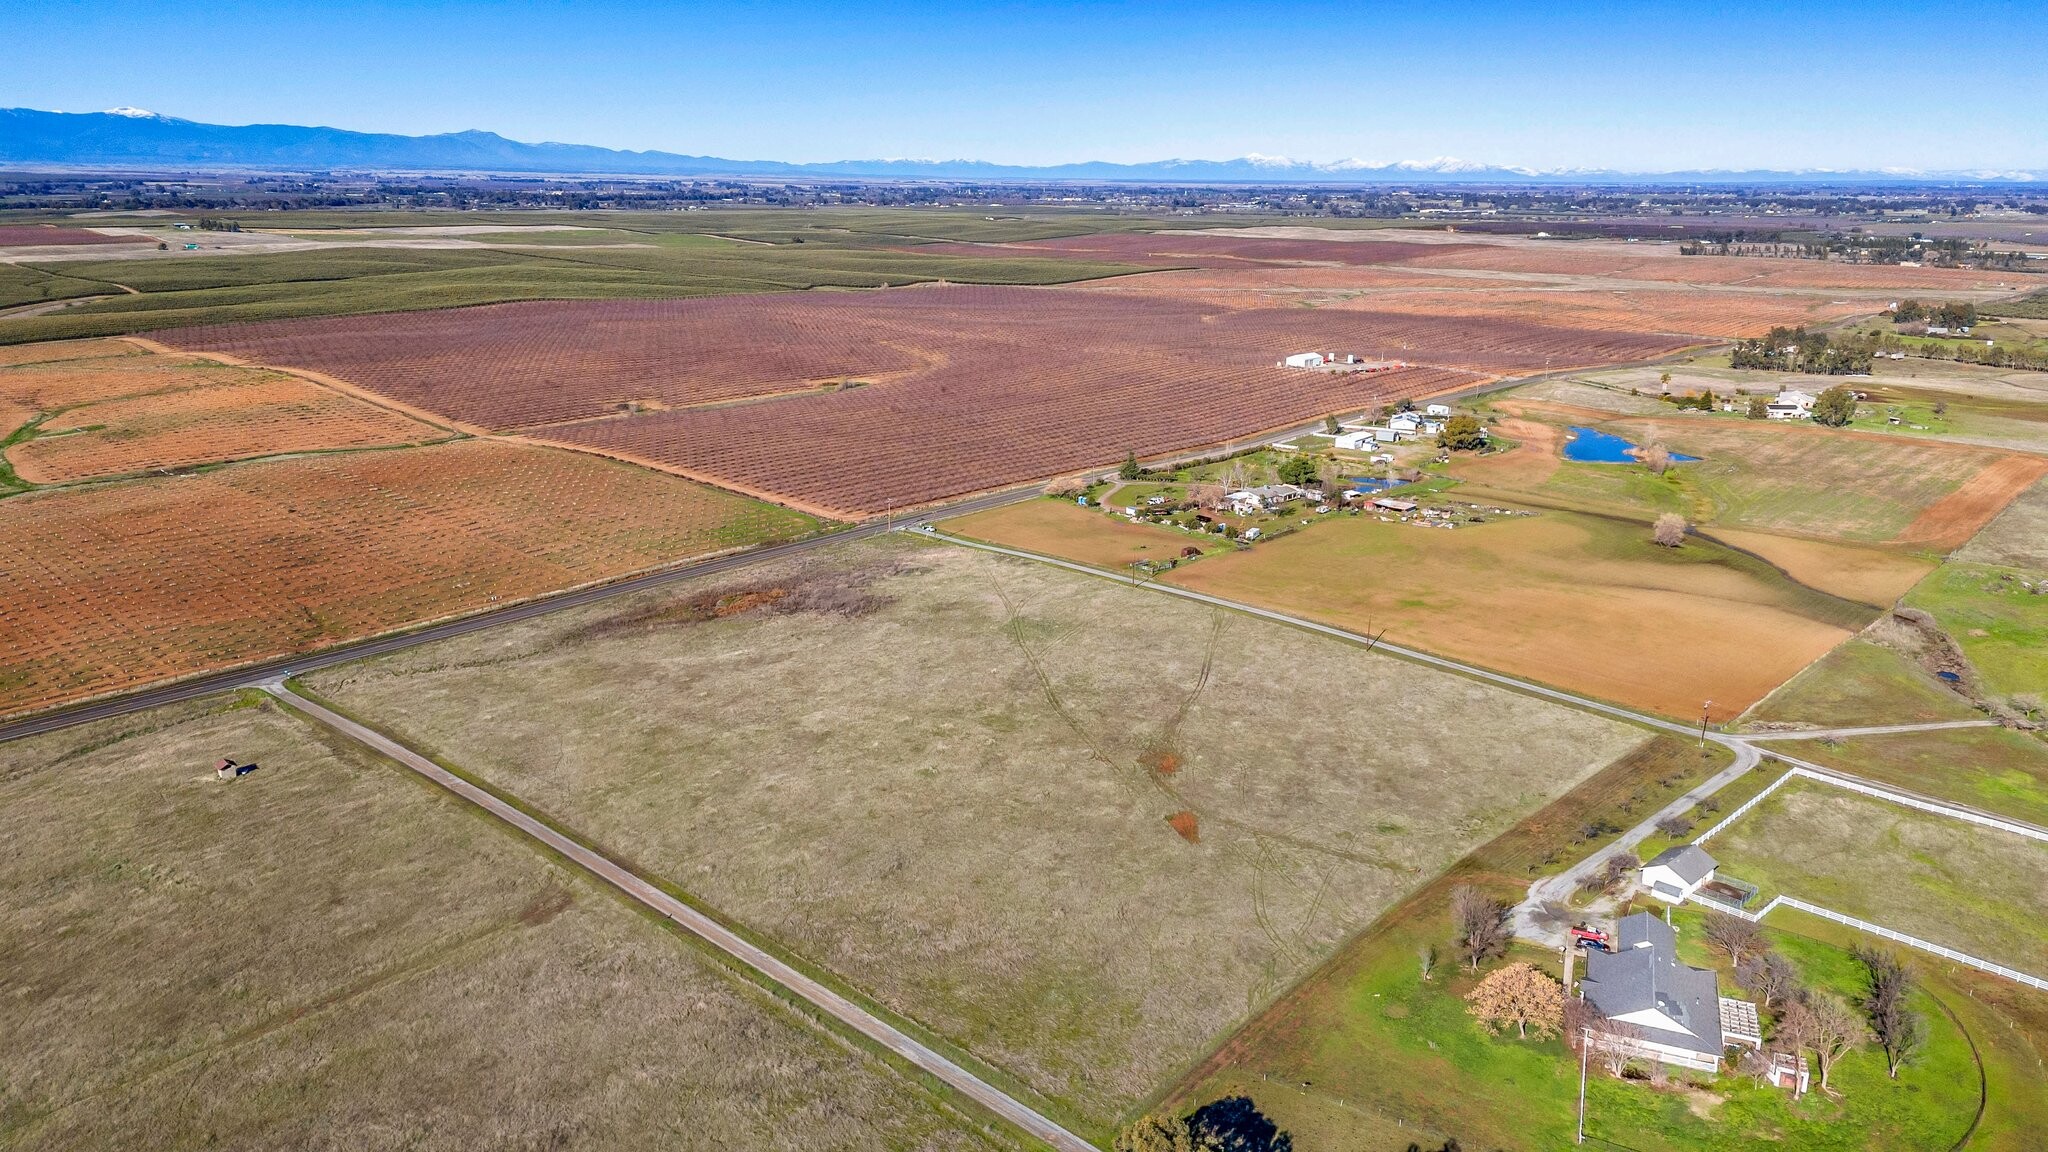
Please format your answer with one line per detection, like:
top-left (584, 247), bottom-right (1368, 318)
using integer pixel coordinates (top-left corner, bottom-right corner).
top-left (1641, 843), bottom-right (1717, 903)
top-left (1372, 498), bottom-right (1418, 512)
top-left (1282, 352), bottom-right (1326, 369)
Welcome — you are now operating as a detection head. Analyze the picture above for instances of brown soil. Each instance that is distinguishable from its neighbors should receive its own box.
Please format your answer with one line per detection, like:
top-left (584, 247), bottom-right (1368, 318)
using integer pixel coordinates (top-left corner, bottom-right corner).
top-left (1704, 528), bottom-right (1935, 605)
top-left (1893, 454), bottom-right (2048, 551)
top-left (1166, 810), bottom-right (1201, 843)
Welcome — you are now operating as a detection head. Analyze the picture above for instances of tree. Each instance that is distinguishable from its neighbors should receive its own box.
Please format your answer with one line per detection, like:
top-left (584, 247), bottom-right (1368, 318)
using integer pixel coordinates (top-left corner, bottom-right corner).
top-left (1702, 912), bottom-right (1764, 968)
top-left (1810, 385), bottom-right (1858, 427)
top-left (1783, 992), bottom-right (1868, 1092)
top-left (1735, 950), bottom-right (1797, 1010)
top-left (1893, 299), bottom-right (1927, 324)
top-left (1466, 962), bottom-right (1566, 1039)
top-left (1933, 398), bottom-right (1948, 417)
top-left (1419, 943), bottom-right (1439, 981)
top-left (1116, 1114), bottom-right (1198, 1152)
top-left (1653, 513), bottom-right (1688, 547)
top-left (1277, 453), bottom-right (1320, 486)
top-left (1450, 885), bottom-right (1511, 972)
top-left (1640, 443), bottom-right (1673, 475)
top-left (1855, 947), bottom-right (1926, 1079)
top-left (1120, 450), bottom-right (1143, 481)
top-left (1659, 370), bottom-right (1673, 392)
top-left (1325, 414), bottom-right (1342, 435)
top-left (1437, 414), bottom-right (1487, 452)
top-left (1188, 1096), bottom-right (1293, 1152)
top-left (1317, 458), bottom-right (1344, 502)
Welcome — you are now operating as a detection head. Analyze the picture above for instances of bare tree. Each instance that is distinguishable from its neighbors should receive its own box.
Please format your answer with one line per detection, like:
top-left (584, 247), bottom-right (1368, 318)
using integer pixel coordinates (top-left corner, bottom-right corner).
top-left (1418, 943), bottom-right (1438, 982)
top-left (1188, 481), bottom-right (1226, 511)
top-left (1450, 885), bottom-right (1511, 973)
top-left (1783, 992), bottom-right (1868, 1092)
top-left (1652, 512), bottom-right (1689, 547)
top-left (1735, 950), bottom-right (1797, 1011)
top-left (1653, 813), bottom-right (1693, 838)
top-left (1601, 852), bottom-right (1639, 887)
top-left (1702, 912), bottom-right (1764, 968)
top-left (1641, 443), bottom-right (1674, 475)
top-left (1855, 947), bottom-right (1925, 1079)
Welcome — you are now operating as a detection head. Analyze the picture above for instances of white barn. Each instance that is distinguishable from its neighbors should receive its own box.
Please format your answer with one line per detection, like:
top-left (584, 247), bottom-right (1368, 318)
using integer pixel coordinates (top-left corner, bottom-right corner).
top-left (1282, 352), bottom-right (1326, 369)
top-left (1641, 844), bottom-right (1717, 904)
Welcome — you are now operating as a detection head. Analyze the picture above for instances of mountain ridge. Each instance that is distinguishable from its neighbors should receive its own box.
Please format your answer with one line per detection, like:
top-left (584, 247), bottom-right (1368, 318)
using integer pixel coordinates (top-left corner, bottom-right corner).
top-left (3, 108), bottom-right (2040, 185)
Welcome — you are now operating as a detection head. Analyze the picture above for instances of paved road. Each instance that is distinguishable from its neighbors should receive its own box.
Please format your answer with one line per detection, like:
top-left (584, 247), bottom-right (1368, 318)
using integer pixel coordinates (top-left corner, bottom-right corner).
top-left (266, 684), bottom-right (1094, 1152)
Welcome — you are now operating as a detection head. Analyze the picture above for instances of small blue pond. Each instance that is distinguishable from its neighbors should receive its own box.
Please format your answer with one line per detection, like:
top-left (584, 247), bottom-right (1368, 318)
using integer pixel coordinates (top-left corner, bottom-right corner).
top-left (1347, 476), bottom-right (1404, 494)
top-left (1563, 426), bottom-right (1701, 465)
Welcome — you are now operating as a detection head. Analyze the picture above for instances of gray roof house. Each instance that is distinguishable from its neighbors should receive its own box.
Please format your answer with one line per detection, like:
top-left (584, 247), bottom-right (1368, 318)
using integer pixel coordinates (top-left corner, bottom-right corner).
top-left (1641, 844), bottom-right (1717, 903)
top-left (1580, 912), bottom-right (1726, 1072)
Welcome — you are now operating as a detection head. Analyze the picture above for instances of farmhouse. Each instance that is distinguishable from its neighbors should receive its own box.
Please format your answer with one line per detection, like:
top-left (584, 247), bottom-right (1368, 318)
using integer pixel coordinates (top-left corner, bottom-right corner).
top-left (1282, 352), bottom-right (1326, 369)
top-left (1640, 843), bottom-right (1717, 903)
top-left (1765, 389), bottom-right (1816, 420)
top-left (1225, 483), bottom-right (1311, 514)
top-left (1579, 912), bottom-right (1731, 1073)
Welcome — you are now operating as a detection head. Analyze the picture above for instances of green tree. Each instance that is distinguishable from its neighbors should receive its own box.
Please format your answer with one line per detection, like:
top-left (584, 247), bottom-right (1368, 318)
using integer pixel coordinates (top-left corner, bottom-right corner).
top-left (1811, 385), bottom-right (1857, 427)
top-left (1119, 450), bottom-right (1142, 481)
top-left (1116, 1114), bottom-right (1198, 1152)
top-left (1747, 396), bottom-right (1770, 420)
top-left (1324, 414), bottom-right (1342, 435)
top-left (1277, 454), bottom-right (1320, 486)
top-left (1437, 415), bottom-right (1487, 452)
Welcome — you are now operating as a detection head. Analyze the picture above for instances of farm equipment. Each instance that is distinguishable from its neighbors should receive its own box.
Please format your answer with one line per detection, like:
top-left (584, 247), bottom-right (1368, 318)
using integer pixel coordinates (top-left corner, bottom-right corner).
top-left (1569, 924), bottom-right (1613, 952)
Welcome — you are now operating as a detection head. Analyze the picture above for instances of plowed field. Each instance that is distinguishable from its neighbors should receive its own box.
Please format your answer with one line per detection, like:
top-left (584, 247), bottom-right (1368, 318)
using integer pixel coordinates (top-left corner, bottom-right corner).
top-left (160, 284), bottom-right (1701, 515)
top-left (0, 439), bottom-right (816, 715)
top-left (0, 226), bottom-right (147, 247)
top-left (1320, 288), bottom-right (1875, 339)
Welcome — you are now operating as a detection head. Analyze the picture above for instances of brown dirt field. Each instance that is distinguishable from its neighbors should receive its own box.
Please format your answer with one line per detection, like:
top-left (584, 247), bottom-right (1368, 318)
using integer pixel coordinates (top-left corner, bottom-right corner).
top-left (0, 338), bottom-right (143, 368)
top-left (1892, 453), bottom-right (2048, 551)
top-left (1398, 242), bottom-right (2025, 292)
top-left (0, 348), bottom-right (254, 411)
top-left (1441, 417), bottom-right (1563, 487)
top-left (0, 225), bottom-right (147, 247)
top-left (0, 440), bottom-right (816, 716)
top-left (10, 373), bottom-right (448, 483)
top-left (1324, 287), bottom-right (1875, 339)
top-left (1702, 527), bottom-right (1936, 605)
top-left (948, 499), bottom-right (1197, 569)
top-left (1078, 265), bottom-right (1524, 295)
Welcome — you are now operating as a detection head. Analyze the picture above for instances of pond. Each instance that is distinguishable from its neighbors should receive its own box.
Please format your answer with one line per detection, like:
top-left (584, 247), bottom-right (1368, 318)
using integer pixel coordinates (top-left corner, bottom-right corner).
top-left (1346, 476), bottom-right (1405, 494)
top-left (1562, 426), bottom-right (1701, 464)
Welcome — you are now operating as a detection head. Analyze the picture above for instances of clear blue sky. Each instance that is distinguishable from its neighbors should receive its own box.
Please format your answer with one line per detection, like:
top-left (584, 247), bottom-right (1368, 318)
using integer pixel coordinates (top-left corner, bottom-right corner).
top-left (13, 0), bottom-right (2047, 171)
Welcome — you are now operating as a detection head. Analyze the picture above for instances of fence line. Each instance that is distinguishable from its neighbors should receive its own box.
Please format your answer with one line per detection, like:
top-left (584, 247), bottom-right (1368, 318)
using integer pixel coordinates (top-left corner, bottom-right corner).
top-left (1693, 765), bottom-right (2048, 846)
top-left (1694, 892), bottom-right (2048, 993)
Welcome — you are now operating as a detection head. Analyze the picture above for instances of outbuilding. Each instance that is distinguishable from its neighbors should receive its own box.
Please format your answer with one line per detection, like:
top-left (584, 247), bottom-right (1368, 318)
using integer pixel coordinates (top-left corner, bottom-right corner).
top-left (1282, 352), bottom-right (1326, 369)
top-left (1641, 843), bottom-right (1717, 903)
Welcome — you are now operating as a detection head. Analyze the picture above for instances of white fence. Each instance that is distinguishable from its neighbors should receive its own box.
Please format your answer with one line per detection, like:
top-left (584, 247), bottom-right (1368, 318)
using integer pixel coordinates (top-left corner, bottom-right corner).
top-left (1694, 764), bottom-right (2048, 846)
top-left (1695, 892), bottom-right (2048, 993)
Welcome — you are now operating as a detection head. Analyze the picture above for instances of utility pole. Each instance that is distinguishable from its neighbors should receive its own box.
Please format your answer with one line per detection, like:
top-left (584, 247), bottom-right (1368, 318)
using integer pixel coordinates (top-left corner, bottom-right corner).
top-left (1577, 1025), bottom-right (1591, 1145)
top-left (1698, 699), bottom-right (1713, 747)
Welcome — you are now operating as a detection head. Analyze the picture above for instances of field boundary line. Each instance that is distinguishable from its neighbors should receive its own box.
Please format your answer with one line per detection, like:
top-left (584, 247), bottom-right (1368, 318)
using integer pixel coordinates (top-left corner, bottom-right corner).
top-left (1693, 892), bottom-right (2048, 993)
top-left (1694, 764), bottom-right (2048, 846)
top-left (262, 683), bottom-right (1093, 1152)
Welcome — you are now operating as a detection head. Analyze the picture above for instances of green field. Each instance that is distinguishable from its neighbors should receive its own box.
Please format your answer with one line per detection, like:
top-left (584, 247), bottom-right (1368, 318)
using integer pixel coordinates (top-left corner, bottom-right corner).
top-left (0, 694), bottom-right (1004, 1151)
top-left (300, 534), bottom-right (1650, 1136)
top-left (0, 226), bottom-right (1153, 343)
top-left (1788, 725), bottom-right (2048, 827)
top-left (1713, 779), bottom-right (2048, 976)
top-left (1748, 638), bottom-right (1981, 728)
top-left (1904, 562), bottom-right (2048, 699)
top-left (0, 263), bottom-right (111, 311)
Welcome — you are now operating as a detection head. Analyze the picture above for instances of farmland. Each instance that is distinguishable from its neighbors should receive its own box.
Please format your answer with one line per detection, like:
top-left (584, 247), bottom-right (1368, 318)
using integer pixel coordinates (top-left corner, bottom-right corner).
top-left (300, 534), bottom-right (1651, 1134)
top-left (955, 497), bottom-right (1873, 720)
top-left (0, 694), bottom-right (1002, 1151)
top-left (1710, 779), bottom-right (2048, 977)
top-left (1, 338), bottom-right (449, 484)
top-left (1788, 726), bottom-right (2048, 828)
top-left (0, 224), bottom-right (148, 247)
top-left (0, 439), bottom-right (816, 715)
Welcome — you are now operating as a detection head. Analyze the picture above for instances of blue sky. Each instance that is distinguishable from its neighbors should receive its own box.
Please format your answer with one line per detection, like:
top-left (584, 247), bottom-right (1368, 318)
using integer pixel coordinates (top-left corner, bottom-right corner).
top-left (12, 0), bottom-right (2047, 171)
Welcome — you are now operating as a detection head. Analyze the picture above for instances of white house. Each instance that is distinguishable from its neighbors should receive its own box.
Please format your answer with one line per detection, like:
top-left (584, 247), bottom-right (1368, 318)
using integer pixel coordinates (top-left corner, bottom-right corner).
top-left (1225, 483), bottom-right (1311, 515)
top-left (1765, 389), bottom-right (1816, 420)
top-left (1581, 913), bottom-right (1742, 1074)
top-left (1388, 413), bottom-right (1424, 434)
top-left (1641, 844), bottom-right (1717, 904)
top-left (1282, 352), bottom-right (1325, 369)
top-left (1333, 430), bottom-right (1380, 451)
top-left (1425, 403), bottom-right (1452, 418)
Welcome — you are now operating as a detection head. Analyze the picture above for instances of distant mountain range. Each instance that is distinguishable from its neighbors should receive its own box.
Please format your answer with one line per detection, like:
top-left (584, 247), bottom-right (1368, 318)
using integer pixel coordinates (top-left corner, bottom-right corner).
top-left (4, 108), bottom-right (2042, 185)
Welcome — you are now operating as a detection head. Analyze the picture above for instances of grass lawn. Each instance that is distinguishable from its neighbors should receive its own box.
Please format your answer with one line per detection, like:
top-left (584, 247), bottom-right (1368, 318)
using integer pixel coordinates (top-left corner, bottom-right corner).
top-left (949, 497), bottom-right (1212, 571)
top-left (1904, 561), bottom-right (2048, 699)
top-left (1162, 841), bottom-right (1985, 1152)
top-left (1710, 779), bottom-right (2048, 977)
top-left (1787, 725), bottom-right (2048, 828)
top-left (301, 534), bottom-right (1649, 1135)
top-left (0, 694), bottom-right (1003, 1152)
top-left (1747, 638), bottom-right (1981, 728)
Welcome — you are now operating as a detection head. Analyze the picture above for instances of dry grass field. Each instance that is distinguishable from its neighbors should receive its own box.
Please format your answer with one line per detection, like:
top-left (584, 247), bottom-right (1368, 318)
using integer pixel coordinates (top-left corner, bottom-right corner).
top-left (1710, 780), bottom-right (2048, 977)
top-left (0, 439), bottom-right (816, 716)
top-left (301, 535), bottom-right (1648, 1130)
top-left (1788, 726), bottom-right (2048, 829)
top-left (0, 695), bottom-right (1000, 1151)
top-left (1, 339), bottom-right (448, 484)
top-left (1958, 474), bottom-right (2048, 570)
top-left (1748, 638), bottom-right (1981, 729)
top-left (954, 499), bottom-right (1869, 720)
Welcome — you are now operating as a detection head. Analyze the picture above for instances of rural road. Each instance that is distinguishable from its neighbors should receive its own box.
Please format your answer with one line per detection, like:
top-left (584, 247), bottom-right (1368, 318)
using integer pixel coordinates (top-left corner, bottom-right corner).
top-left (1741, 720), bottom-right (1998, 741)
top-left (265, 683), bottom-right (1095, 1152)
